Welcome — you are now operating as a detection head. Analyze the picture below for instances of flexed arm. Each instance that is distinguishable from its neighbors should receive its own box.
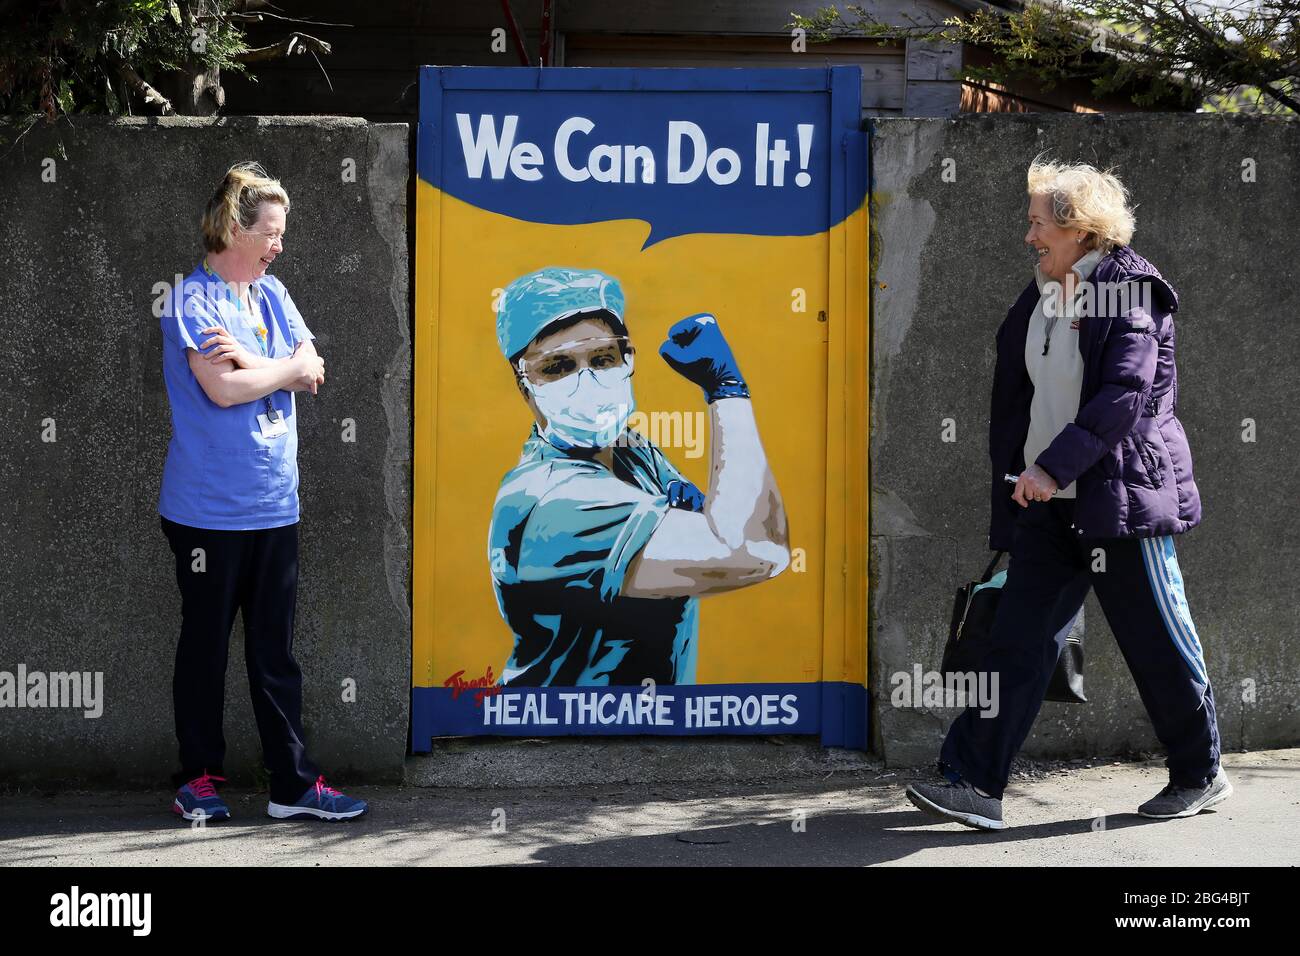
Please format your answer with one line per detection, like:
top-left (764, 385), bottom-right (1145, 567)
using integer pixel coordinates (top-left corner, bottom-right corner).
top-left (623, 314), bottom-right (790, 599)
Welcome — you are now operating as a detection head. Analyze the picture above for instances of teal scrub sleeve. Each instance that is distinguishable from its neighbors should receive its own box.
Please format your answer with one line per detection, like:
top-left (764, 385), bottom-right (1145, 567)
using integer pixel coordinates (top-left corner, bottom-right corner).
top-left (516, 469), bottom-right (670, 603)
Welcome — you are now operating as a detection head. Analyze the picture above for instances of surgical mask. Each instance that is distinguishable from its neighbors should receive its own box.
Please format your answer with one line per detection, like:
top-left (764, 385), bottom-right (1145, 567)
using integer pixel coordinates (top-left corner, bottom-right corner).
top-left (525, 357), bottom-right (635, 450)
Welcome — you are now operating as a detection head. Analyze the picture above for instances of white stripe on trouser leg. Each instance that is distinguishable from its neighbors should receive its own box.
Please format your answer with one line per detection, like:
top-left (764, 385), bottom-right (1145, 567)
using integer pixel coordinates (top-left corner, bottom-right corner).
top-left (1139, 537), bottom-right (1190, 663)
top-left (1139, 535), bottom-right (1209, 686)
top-left (1141, 535), bottom-right (1208, 685)
top-left (1157, 535), bottom-right (1210, 676)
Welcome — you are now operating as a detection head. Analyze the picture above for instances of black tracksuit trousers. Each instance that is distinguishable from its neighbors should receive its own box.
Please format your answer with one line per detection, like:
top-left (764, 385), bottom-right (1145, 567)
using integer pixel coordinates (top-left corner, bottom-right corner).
top-left (940, 497), bottom-right (1222, 800)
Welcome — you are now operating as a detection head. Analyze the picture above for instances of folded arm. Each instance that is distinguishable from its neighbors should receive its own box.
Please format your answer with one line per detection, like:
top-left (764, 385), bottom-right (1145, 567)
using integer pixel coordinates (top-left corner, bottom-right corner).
top-left (187, 334), bottom-right (322, 408)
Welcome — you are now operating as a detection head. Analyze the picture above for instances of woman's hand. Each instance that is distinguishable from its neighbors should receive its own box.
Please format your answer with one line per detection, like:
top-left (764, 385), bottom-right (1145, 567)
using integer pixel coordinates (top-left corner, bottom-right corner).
top-left (289, 344), bottom-right (325, 395)
top-left (198, 326), bottom-right (266, 369)
top-left (1013, 464), bottom-right (1059, 507)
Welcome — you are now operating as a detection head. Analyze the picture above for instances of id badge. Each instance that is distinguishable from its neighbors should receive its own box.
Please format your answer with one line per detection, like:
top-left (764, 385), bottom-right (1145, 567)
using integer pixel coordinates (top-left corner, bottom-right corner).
top-left (257, 409), bottom-right (289, 438)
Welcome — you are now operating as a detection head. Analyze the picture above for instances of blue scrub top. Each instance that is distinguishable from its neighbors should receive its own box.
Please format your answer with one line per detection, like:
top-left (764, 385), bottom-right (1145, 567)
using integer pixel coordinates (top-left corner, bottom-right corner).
top-left (158, 263), bottom-right (315, 531)
top-left (488, 426), bottom-right (700, 686)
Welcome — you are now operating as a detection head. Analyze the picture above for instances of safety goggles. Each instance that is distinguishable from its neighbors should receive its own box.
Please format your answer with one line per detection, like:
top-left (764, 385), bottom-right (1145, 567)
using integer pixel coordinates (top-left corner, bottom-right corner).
top-left (516, 335), bottom-right (633, 387)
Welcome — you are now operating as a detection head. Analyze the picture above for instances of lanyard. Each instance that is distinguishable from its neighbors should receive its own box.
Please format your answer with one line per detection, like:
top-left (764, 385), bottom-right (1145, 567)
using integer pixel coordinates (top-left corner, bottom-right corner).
top-left (201, 258), bottom-right (269, 356)
top-left (246, 284), bottom-right (269, 357)
top-left (201, 259), bottom-right (279, 420)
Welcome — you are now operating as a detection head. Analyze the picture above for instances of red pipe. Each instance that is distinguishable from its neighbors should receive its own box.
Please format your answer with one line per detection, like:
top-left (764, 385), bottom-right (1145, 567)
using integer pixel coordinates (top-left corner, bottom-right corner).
top-left (499, 0), bottom-right (531, 66)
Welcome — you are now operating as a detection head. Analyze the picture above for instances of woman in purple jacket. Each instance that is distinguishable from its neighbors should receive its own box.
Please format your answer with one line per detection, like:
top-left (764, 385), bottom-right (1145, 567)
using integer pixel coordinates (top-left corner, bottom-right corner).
top-left (906, 158), bottom-right (1228, 830)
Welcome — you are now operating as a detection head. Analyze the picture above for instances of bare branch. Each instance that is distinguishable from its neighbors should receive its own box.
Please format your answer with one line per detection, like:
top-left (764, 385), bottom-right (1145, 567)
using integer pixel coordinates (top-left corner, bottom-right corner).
top-left (234, 32), bottom-right (333, 64)
top-left (198, 10), bottom-right (354, 28)
top-left (110, 55), bottom-right (175, 114)
top-left (309, 48), bottom-right (333, 93)
top-left (1259, 79), bottom-right (1300, 111)
top-left (1, 114), bottom-right (44, 160)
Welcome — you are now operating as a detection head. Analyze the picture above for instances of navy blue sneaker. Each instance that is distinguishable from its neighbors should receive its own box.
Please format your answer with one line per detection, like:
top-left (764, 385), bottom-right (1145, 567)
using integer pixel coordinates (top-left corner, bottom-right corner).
top-left (173, 771), bottom-right (230, 822)
top-left (267, 775), bottom-right (368, 821)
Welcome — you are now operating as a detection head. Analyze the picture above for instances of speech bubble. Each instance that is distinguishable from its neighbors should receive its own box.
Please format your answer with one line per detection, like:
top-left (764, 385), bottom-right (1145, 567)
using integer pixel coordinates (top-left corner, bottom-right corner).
top-left (419, 80), bottom-right (863, 249)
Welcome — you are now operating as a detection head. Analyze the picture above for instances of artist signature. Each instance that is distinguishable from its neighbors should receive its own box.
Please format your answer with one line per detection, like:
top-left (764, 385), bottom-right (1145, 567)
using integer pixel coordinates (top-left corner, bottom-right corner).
top-left (443, 666), bottom-right (501, 706)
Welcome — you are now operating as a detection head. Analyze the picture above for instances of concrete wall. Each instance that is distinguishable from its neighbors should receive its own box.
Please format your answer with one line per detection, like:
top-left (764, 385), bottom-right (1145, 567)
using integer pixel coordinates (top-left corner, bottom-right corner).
top-left (868, 113), bottom-right (1300, 766)
top-left (0, 116), bottom-right (411, 787)
top-left (2, 109), bottom-right (1296, 787)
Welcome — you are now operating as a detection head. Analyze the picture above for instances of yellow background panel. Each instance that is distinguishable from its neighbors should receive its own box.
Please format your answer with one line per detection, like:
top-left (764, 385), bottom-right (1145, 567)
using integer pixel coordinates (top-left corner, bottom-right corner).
top-left (415, 183), bottom-right (833, 687)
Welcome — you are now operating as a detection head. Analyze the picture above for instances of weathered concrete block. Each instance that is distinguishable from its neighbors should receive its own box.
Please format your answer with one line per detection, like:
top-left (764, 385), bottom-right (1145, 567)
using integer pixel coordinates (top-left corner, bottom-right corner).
top-left (868, 113), bottom-right (1300, 767)
top-left (0, 116), bottom-right (411, 787)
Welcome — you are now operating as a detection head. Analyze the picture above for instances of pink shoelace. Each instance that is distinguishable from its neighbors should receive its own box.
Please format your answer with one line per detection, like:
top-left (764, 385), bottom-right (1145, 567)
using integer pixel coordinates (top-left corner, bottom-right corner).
top-left (312, 775), bottom-right (343, 800)
top-left (185, 771), bottom-right (226, 799)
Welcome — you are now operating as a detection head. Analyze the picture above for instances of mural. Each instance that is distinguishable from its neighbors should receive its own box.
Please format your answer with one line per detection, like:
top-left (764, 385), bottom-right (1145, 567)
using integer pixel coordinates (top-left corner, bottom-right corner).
top-left (412, 67), bottom-right (869, 747)
top-left (491, 267), bottom-right (789, 688)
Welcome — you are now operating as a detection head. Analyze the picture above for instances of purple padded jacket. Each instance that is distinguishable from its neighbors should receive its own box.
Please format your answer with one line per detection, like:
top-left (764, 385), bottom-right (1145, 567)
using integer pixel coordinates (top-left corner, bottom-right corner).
top-left (989, 245), bottom-right (1202, 550)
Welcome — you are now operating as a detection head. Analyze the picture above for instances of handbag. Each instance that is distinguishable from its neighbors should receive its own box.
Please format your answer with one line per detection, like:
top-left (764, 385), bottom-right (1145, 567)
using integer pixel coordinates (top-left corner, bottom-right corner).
top-left (942, 551), bottom-right (1087, 704)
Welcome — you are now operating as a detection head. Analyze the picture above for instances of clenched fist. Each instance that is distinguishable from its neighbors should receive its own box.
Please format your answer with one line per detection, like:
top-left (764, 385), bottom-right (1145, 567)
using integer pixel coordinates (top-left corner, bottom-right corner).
top-left (659, 313), bottom-right (750, 404)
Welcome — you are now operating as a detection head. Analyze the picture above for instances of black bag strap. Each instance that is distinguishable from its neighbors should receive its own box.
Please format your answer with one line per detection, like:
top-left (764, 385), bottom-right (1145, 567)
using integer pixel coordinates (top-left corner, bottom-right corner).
top-left (980, 551), bottom-right (1006, 583)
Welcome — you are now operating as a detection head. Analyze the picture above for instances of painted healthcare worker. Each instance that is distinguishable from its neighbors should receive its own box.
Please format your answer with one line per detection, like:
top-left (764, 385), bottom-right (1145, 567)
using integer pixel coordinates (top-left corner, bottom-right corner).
top-left (158, 161), bottom-right (367, 822)
top-left (489, 267), bottom-right (791, 687)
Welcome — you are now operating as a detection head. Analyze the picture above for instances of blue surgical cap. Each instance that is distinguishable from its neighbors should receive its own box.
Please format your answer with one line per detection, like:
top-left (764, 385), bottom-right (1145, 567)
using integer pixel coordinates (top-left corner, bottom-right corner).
top-left (496, 267), bottom-right (626, 361)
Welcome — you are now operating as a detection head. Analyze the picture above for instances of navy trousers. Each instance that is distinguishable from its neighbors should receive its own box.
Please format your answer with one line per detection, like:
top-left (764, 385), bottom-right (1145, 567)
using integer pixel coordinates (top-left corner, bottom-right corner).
top-left (940, 497), bottom-right (1221, 799)
top-left (160, 516), bottom-right (320, 804)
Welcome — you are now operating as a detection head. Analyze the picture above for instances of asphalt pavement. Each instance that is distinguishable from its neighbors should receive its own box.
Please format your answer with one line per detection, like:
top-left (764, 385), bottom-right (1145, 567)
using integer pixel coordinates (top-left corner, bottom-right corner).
top-left (1, 749), bottom-right (1295, 866)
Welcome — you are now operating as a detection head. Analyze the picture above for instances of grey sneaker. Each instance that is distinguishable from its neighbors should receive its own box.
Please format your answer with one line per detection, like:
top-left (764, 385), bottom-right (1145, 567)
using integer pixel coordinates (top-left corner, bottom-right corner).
top-left (906, 779), bottom-right (1006, 831)
top-left (1138, 768), bottom-right (1232, 819)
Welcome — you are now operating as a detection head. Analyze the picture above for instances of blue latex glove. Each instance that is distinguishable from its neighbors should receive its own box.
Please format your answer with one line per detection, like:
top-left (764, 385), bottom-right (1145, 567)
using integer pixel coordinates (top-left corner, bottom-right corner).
top-left (659, 313), bottom-right (750, 404)
top-left (666, 478), bottom-right (705, 512)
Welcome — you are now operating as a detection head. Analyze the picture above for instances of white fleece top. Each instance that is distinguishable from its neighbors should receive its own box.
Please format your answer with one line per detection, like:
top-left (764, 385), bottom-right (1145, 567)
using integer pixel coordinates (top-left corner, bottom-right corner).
top-left (1023, 246), bottom-right (1105, 498)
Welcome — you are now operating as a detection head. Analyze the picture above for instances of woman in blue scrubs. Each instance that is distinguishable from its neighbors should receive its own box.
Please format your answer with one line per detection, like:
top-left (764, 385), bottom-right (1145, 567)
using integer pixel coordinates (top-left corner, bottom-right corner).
top-left (157, 162), bottom-right (367, 822)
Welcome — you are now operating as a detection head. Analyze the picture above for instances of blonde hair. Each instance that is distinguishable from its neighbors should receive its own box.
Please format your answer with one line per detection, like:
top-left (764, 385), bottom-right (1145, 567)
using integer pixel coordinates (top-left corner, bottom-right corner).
top-left (1027, 155), bottom-right (1135, 253)
top-left (201, 161), bottom-right (290, 253)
